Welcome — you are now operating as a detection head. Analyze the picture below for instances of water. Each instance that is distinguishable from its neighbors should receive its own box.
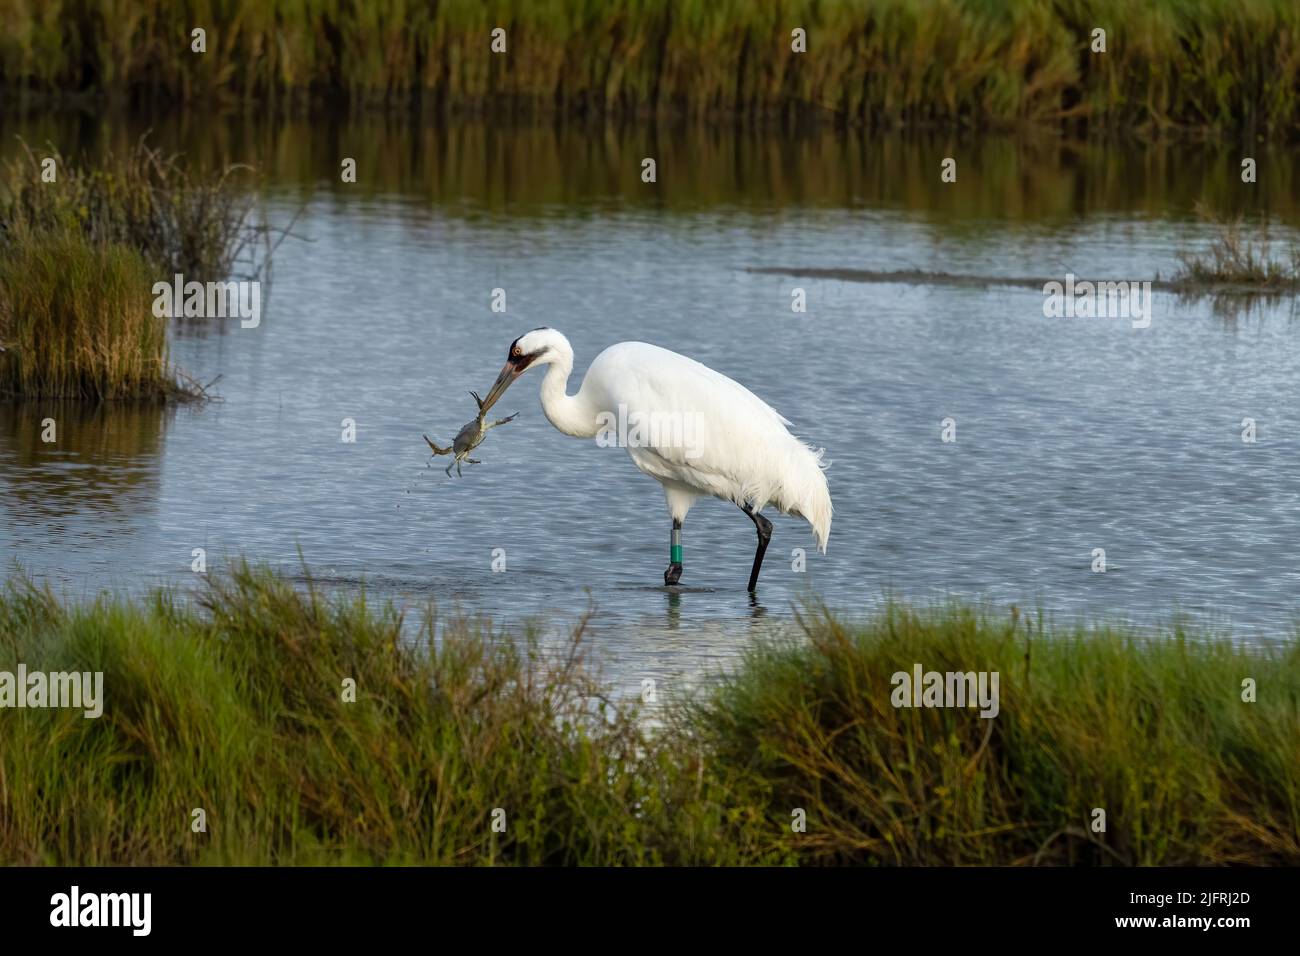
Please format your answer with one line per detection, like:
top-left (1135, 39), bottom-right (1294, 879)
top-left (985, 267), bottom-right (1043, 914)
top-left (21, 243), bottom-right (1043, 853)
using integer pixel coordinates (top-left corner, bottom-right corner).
top-left (3, 114), bottom-right (1299, 690)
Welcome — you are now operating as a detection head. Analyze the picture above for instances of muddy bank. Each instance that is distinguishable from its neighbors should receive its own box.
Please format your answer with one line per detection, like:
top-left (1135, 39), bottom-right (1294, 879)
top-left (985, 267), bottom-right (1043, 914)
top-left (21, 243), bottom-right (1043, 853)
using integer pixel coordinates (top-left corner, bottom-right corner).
top-left (745, 266), bottom-right (1296, 298)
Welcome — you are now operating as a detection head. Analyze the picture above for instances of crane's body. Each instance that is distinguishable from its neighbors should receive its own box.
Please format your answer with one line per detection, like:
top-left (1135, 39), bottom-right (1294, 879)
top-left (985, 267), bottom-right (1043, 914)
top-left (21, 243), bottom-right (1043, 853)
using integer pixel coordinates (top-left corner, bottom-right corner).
top-left (477, 328), bottom-right (832, 590)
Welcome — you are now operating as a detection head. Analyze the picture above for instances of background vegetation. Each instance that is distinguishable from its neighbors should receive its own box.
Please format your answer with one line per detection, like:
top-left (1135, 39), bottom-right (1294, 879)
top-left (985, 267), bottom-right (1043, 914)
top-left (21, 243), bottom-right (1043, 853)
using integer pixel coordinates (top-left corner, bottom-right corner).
top-left (2, 0), bottom-right (1299, 133)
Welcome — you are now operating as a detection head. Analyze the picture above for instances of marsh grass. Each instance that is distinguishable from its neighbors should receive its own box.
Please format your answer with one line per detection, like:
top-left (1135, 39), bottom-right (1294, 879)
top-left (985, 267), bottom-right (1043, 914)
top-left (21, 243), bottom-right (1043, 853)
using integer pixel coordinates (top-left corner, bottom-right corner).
top-left (0, 563), bottom-right (769, 865)
top-left (0, 139), bottom-right (275, 400)
top-left (1, 139), bottom-right (266, 281)
top-left (1174, 204), bottom-right (1300, 291)
top-left (0, 226), bottom-right (199, 401)
top-left (689, 604), bottom-right (1300, 865)
top-left (1, 566), bottom-right (1297, 866)
top-left (3, 1), bottom-right (1299, 132)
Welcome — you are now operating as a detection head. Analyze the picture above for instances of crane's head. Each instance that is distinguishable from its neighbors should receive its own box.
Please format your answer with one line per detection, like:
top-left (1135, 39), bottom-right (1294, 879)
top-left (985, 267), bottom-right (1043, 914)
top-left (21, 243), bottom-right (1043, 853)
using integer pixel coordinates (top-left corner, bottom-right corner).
top-left (479, 328), bottom-right (569, 413)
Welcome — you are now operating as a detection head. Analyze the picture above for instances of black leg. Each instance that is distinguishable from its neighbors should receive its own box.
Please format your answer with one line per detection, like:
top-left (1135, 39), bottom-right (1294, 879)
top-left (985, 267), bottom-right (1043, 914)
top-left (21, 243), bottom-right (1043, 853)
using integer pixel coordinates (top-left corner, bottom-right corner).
top-left (741, 503), bottom-right (772, 592)
top-left (664, 519), bottom-right (683, 586)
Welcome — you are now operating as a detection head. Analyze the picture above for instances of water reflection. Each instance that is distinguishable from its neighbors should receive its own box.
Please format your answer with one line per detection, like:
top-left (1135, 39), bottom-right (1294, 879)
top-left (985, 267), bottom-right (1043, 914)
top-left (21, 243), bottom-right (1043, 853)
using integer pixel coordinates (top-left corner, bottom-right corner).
top-left (4, 110), bottom-right (1300, 223)
top-left (663, 588), bottom-right (681, 628)
top-left (0, 401), bottom-right (170, 541)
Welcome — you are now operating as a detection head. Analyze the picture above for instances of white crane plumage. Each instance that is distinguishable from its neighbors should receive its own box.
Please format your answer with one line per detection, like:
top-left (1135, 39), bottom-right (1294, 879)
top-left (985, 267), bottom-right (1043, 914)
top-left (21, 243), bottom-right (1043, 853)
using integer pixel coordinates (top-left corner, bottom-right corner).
top-left (478, 328), bottom-right (832, 590)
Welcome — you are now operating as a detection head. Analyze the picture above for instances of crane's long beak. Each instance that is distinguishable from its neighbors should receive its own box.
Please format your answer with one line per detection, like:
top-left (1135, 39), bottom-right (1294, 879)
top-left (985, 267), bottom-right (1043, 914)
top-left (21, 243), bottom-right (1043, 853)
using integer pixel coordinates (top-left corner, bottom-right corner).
top-left (478, 362), bottom-right (518, 415)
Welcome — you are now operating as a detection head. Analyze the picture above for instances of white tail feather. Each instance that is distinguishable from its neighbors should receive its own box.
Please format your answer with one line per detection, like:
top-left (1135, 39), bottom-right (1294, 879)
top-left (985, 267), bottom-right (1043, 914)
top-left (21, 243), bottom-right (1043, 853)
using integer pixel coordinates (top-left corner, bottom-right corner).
top-left (769, 441), bottom-right (832, 552)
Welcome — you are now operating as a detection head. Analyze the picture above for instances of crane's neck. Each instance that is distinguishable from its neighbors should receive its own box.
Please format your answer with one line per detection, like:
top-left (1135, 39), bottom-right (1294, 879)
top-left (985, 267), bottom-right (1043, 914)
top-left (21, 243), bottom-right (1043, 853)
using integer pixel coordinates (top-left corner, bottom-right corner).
top-left (538, 353), bottom-right (599, 438)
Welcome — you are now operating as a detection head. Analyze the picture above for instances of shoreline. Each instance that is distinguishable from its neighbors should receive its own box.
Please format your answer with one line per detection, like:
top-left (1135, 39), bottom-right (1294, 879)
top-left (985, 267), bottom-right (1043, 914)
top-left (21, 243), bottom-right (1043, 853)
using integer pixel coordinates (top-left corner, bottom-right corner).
top-left (745, 266), bottom-right (1300, 299)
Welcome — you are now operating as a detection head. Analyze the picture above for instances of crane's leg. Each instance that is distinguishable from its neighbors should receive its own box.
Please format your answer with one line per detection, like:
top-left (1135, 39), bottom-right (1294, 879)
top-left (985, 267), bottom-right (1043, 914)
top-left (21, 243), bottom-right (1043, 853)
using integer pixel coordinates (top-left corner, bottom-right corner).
top-left (664, 519), bottom-right (683, 586)
top-left (741, 503), bottom-right (773, 592)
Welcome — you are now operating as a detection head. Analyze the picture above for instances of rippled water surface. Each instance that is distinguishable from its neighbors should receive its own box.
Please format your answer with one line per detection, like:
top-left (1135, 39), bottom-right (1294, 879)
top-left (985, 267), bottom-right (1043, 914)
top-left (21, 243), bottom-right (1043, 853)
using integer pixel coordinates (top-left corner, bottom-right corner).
top-left (3, 116), bottom-right (1299, 687)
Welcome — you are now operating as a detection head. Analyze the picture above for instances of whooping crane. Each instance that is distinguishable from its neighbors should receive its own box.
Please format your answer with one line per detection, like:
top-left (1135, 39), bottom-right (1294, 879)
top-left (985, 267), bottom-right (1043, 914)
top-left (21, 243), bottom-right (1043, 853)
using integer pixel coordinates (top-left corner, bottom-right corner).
top-left (478, 328), bottom-right (832, 591)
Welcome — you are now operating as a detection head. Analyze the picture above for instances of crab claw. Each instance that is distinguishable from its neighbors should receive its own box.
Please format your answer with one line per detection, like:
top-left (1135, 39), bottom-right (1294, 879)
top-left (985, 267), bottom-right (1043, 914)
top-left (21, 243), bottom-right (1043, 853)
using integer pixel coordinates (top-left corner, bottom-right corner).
top-left (469, 390), bottom-right (485, 410)
top-left (423, 434), bottom-right (450, 456)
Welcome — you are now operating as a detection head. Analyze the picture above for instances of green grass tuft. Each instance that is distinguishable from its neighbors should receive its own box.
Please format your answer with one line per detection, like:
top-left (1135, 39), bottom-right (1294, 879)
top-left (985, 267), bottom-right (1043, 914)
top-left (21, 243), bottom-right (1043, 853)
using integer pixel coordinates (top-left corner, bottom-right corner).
top-left (1175, 203), bottom-right (1300, 290)
top-left (0, 226), bottom-right (197, 401)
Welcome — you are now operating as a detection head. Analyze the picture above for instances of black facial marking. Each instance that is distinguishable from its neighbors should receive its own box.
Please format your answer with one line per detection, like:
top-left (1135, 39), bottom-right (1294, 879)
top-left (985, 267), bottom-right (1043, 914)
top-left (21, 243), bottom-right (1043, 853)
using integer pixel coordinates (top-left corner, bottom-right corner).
top-left (507, 329), bottom-right (550, 369)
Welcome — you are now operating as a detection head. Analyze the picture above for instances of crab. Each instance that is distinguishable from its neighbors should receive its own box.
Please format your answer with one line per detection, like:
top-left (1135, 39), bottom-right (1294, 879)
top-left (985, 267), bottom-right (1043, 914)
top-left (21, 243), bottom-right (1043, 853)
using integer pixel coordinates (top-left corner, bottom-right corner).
top-left (423, 390), bottom-right (518, 477)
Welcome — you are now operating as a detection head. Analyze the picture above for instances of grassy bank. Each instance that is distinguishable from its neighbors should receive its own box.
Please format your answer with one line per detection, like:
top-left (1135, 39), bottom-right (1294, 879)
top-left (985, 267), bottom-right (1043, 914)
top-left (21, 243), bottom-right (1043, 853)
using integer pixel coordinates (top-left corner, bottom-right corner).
top-left (692, 607), bottom-right (1300, 864)
top-left (1, 564), bottom-right (1296, 866)
top-left (0, 564), bottom-right (763, 865)
top-left (1, 1), bottom-right (1298, 133)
